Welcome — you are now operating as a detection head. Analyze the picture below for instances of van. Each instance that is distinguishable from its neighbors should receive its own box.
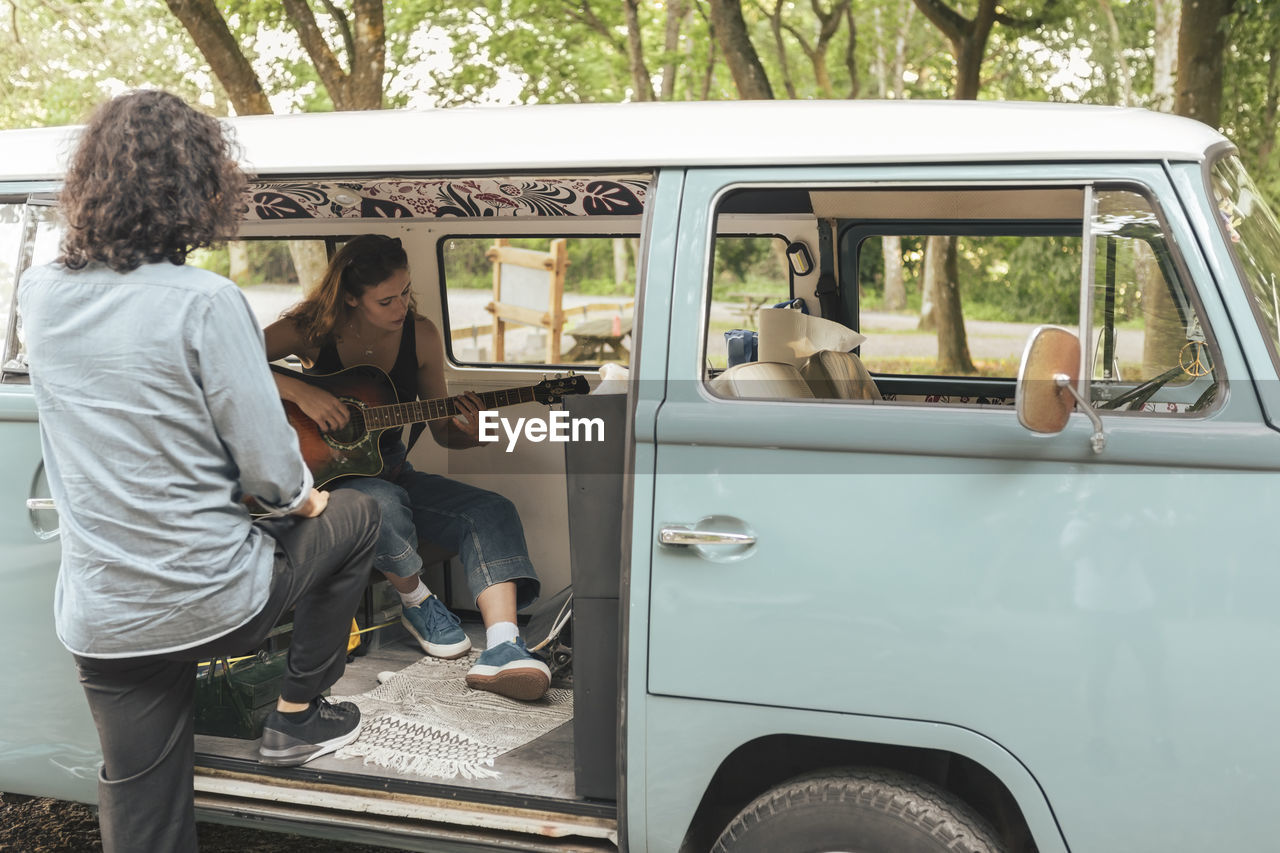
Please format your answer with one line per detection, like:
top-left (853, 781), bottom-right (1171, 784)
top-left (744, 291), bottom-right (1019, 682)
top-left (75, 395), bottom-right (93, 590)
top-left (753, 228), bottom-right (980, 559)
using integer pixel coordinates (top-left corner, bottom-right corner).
top-left (2, 99), bottom-right (1278, 852)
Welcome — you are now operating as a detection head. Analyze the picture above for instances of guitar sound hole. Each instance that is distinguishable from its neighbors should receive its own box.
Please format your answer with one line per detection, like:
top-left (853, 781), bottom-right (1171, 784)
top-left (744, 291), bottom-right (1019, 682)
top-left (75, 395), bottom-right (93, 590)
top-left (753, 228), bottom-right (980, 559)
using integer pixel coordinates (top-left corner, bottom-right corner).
top-left (326, 404), bottom-right (367, 445)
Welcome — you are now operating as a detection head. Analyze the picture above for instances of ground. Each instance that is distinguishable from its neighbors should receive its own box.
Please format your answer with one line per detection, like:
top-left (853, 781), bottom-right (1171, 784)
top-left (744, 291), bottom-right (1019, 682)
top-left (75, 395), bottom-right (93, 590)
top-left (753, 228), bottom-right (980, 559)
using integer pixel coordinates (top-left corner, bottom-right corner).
top-left (0, 792), bottom-right (397, 853)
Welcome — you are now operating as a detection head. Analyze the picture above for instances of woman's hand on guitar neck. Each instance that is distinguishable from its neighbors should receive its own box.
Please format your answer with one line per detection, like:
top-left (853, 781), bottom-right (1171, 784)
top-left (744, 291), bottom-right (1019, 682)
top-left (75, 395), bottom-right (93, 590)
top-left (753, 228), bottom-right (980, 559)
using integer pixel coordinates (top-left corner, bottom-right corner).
top-left (450, 392), bottom-right (486, 445)
top-left (276, 373), bottom-right (350, 433)
top-left (290, 488), bottom-right (330, 518)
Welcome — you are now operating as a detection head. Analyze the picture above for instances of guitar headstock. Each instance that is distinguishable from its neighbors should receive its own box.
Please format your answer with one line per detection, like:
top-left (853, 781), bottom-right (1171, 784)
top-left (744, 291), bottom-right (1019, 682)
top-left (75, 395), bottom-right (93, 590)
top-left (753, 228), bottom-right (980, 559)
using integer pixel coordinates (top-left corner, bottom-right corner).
top-left (534, 373), bottom-right (591, 404)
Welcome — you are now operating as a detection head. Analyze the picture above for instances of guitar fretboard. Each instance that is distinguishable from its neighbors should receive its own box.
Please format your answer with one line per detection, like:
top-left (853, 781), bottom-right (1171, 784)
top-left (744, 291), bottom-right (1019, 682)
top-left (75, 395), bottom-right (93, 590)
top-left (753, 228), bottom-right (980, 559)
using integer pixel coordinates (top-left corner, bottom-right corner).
top-left (361, 386), bottom-right (538, 430)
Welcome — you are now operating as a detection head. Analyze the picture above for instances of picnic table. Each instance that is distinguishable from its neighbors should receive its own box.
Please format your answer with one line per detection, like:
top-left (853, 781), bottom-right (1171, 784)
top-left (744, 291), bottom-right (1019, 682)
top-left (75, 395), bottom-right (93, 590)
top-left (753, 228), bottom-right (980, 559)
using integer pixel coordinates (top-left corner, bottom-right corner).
top-left (563, 315), bottom-right (633, 363)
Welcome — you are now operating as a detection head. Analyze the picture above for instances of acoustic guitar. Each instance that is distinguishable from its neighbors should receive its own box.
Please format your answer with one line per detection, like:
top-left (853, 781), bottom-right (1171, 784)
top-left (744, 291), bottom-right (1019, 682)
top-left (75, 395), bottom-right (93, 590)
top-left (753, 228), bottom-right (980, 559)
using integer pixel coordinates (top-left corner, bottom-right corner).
top-left (271, 364), bottom-right (589, 489)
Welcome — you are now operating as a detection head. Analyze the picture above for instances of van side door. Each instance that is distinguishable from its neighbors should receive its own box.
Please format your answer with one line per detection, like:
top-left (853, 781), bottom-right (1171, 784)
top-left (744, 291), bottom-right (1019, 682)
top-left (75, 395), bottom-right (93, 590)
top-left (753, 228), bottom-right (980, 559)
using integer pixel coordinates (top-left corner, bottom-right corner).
top-left (640, 164), bottom-right (1280, 852)
top-left (0, 197), bottom-right (99, 802)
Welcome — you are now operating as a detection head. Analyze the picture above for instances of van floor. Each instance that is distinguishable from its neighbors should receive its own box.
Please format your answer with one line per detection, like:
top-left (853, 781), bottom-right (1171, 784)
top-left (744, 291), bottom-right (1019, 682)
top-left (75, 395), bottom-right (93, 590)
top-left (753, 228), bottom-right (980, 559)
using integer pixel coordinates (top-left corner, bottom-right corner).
top-left (193, 623), bottom-right (593, 809)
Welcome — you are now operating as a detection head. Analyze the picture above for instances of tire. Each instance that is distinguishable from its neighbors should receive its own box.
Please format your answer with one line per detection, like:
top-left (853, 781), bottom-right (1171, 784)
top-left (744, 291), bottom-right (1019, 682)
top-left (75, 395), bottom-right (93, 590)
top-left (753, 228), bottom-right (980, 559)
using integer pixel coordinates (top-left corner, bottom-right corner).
top-left (710, 768), bottom-right (1007, 853)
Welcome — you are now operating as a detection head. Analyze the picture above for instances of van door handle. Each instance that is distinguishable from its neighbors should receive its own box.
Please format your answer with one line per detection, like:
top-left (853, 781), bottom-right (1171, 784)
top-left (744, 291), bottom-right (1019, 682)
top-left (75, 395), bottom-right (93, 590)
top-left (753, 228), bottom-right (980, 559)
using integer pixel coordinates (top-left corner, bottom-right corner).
top-left (27, 496), bottom-right (60, 541)
top-left (659, 526), bottom-right (756, 546)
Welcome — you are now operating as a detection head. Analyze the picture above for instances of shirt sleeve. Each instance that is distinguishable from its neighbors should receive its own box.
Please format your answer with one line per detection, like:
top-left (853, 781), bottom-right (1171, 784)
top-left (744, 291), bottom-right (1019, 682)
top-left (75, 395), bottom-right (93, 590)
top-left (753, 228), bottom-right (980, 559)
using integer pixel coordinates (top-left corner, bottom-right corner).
top-left (195, 284), bottom-right (313, 516)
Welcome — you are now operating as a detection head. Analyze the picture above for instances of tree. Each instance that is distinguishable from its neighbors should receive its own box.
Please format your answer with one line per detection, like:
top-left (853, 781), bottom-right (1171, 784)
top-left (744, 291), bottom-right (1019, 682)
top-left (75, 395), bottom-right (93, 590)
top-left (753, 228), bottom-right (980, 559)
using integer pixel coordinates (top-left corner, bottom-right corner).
top-left (1222, 0), bottom-right (1280, 202)
top-left (164, 0), bottom-right (386, 113)
top-left (0, 1), bottom-right (211, 128)
top-left (1174, 0), bottom-right (1236, 127)
top-left (708, 0), bottom-right (776, 99)
top-left (163, 0), bottom-right (272, 115)
top-left (909, 0), bottom-right (1058, 373)
top-left (868, 0), bottom-right (921, 311)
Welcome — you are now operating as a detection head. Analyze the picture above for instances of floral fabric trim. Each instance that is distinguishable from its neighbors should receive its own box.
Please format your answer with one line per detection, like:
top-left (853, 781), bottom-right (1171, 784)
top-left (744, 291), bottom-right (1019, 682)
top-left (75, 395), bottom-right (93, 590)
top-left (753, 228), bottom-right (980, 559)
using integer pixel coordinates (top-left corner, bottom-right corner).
top-left (246, 178), bottom-right (648, 221)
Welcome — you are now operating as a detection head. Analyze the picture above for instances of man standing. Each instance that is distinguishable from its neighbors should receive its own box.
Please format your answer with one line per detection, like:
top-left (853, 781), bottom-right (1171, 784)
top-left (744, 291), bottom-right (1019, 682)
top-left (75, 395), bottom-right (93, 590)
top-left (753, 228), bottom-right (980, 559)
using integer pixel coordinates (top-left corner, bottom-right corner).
top-left (19, 90), bottom-right (378, 852)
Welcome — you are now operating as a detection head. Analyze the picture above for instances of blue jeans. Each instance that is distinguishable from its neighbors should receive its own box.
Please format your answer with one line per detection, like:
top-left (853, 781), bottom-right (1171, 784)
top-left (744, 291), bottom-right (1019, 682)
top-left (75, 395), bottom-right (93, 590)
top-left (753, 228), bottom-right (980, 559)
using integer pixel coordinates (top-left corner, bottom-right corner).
top-left (335, 446), bottom-right (539, 610)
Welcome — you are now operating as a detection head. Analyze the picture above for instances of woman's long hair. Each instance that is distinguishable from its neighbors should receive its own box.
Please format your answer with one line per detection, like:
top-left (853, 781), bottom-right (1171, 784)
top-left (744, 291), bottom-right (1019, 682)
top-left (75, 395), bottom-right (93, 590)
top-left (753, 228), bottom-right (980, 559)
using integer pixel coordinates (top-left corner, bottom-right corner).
top-left (58, 90), bottom-right (247, 273)
top-left (284, 235), bottom-right (411, 346)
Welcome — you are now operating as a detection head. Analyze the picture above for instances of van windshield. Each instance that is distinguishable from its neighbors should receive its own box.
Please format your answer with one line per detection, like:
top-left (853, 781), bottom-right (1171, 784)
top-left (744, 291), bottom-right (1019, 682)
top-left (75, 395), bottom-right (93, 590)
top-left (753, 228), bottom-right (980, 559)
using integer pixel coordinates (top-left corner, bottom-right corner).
top-left (1211, 154), bottom-right (1280, 359)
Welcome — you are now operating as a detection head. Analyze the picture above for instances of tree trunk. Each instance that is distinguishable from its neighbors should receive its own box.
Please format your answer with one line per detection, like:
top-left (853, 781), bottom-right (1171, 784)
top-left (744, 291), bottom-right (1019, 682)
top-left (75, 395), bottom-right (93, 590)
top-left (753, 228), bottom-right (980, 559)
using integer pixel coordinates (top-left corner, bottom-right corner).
top-left (613, 238), bottom-right (630, 286)
top-left (281, 0), bottom-right (385, 110)
top-left (1152, 0), bottom-right (1181, 111)
top-left (708, 0), bottom-right (775, 99)
top-left (624, 0), bottom-right (656, 100)
top-left (290, 242), bottom-right (331, 296)
top-left (875, 2), bottom-right (910, 310)
top-left (918, 234), bottom-right (946, 331)
top-left (951, 0), bottom-right (997, 100)
top-left (770, 0), bottom-right (799, 99)
top-left (660, 0), bottom-right (690, 100)
top-left (1174, 0), bottom-right (1237, 127)
top-left (882, 236), bottom-right (906, 310)
top-left (162, 0), bottom-right (272, 115)
top-left (935, 236), bottom-right (976, 373)
top-left (844, 4), bottom-right (858, 98)
top-left (1097, 0), bottom-right (1134, 105)
top-left (1256, 51), bottom-right (1280, 170)
top-left (228, 241), bottom-right (251, 286)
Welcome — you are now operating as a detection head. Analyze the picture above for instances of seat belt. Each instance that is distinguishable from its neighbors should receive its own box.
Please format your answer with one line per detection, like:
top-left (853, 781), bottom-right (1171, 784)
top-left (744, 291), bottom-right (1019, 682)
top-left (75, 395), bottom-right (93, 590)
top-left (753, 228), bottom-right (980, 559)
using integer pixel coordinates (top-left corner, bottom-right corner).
top-left (814, 219), bottom-right (841, 320)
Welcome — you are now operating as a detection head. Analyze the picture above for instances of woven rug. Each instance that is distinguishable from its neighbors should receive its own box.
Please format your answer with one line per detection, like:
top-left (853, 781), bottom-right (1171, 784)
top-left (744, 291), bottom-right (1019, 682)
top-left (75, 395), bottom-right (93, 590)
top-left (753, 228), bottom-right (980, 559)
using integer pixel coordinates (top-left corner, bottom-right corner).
top-left (331, 652), bottom-right (573, 780)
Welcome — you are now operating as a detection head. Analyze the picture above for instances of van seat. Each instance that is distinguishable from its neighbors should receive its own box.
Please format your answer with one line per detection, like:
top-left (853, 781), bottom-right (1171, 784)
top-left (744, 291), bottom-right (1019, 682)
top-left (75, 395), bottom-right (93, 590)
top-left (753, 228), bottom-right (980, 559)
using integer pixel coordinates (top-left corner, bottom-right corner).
top-left (801, 350), bottom-right (880, 400)
top-left (709, 361), bottom-right (815, 399)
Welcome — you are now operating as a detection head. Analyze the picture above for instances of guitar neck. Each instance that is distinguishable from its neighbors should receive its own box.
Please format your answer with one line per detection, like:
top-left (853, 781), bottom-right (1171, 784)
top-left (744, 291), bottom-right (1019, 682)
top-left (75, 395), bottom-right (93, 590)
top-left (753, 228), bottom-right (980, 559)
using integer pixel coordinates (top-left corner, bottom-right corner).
top-left (361, 386), bottom-right (539, 431)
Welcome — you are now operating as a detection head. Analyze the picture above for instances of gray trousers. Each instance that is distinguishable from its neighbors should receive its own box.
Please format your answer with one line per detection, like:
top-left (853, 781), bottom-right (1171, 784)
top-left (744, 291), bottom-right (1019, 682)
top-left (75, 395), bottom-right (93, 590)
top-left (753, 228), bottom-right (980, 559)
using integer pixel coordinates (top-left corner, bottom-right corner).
top-left (73, 490), bottom-right (378, 853)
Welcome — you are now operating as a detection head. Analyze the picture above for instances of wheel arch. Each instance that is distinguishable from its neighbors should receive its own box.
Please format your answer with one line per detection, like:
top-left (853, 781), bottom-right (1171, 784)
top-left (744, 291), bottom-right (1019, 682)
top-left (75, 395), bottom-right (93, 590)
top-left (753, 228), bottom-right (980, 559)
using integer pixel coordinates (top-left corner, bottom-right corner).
top-left (677, 733), bottom-right (1058, 853)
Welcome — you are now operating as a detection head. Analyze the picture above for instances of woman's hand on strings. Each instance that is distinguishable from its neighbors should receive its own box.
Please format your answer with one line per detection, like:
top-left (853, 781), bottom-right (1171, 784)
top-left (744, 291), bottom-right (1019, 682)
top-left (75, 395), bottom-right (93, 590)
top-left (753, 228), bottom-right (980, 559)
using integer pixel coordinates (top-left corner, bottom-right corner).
top-left (451, 391), bottom-right (486, 442)
top-left (290, 382), bottom-right (350, 434)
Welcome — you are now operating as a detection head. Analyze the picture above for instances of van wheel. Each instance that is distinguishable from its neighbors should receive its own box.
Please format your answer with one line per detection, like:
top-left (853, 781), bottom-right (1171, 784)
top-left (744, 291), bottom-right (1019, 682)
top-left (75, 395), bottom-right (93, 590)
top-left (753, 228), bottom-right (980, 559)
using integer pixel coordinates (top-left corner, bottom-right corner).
top-left (710, 768), bottom-right (1006, 853)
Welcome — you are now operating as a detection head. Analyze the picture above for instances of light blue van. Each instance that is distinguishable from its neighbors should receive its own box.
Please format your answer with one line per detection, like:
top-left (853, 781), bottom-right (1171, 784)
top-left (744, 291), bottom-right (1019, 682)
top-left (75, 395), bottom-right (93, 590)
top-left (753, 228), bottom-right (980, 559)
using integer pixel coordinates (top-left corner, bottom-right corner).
top-left (2, 99), bottom-right (1279, 852)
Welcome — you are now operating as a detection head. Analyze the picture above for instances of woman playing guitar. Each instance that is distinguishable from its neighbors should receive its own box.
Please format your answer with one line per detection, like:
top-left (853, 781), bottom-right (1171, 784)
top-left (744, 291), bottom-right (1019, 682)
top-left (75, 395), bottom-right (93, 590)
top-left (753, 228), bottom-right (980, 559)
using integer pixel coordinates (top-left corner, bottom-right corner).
top-left (264, 234), bottom-right (550, 702)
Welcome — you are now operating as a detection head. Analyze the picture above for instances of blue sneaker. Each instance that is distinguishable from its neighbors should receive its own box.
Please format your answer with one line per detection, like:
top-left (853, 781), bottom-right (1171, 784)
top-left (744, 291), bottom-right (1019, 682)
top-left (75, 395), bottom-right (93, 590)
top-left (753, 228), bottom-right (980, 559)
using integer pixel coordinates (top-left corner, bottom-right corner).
top-left (401, 596), bottom-right (472, 659)
top-left (465, 638), bottom-right (551, 701)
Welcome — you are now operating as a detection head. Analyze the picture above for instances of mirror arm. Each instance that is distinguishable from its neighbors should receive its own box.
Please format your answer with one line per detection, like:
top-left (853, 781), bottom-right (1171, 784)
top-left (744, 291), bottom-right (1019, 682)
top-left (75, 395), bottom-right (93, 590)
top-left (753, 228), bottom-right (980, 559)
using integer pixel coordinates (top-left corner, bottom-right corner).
top-left (1054, 373), bottom-right (1106, 454)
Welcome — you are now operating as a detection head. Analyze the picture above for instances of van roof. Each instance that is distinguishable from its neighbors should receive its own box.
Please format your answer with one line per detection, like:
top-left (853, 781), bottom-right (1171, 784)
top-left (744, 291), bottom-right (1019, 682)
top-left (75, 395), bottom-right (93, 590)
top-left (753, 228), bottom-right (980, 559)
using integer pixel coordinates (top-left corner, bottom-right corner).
top-left (0, 100), bottom-right (1229, 182)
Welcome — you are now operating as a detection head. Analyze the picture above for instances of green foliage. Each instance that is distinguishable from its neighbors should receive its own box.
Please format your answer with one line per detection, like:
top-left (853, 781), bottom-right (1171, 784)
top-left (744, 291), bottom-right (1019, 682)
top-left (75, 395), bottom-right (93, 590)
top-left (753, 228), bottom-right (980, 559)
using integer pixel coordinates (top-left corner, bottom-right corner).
top-left (0, 1), bottom-right (213, 128)
top-left (1223, 0), bottom-right (1280, 205)
top-left (962, 235), bottom-right (1081, 323)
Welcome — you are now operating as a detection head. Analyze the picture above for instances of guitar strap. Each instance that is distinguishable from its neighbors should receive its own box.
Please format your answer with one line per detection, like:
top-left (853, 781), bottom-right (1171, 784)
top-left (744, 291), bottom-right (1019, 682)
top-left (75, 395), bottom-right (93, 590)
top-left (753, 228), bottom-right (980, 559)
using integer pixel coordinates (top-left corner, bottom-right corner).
top-left (399, 317), bottom-right (427, 455)
top-left (407, 421), bottom-right (427, 454)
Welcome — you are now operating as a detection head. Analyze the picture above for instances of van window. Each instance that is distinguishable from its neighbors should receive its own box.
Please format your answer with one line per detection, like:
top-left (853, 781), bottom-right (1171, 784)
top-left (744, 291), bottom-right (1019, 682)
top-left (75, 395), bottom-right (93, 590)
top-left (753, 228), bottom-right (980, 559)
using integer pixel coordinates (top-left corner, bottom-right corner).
top-left (189, 238), bottom-right (329, 331)
top-left (705, 184), bottom-right (1220, 415)
top-left (0, 204), bottom-right (22, 365)
top-left (851, 229), bottom-right (1082, 378)
top-left (440, 236), bottom-right (637, 366)
top-left (2, 201), bottom-right (59, 378)
top-left (705, 235), bottom-right (792, 369)
top-left (1211, 153), bottom-right (1280, 376)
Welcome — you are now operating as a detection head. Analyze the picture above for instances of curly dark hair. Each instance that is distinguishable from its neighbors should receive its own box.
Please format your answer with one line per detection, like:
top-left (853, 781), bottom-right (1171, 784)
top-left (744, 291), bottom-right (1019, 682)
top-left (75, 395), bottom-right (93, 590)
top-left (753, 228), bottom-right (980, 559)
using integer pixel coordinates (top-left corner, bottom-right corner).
top-left (58, 90), bottom-right (248, 273)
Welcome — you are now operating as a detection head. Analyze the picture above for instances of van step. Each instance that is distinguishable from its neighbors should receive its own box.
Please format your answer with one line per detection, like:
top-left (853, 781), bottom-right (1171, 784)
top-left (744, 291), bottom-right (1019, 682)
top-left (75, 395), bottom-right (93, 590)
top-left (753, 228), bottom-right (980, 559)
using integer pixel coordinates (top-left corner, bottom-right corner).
top-left (194, 768), bottom-right (618, 851)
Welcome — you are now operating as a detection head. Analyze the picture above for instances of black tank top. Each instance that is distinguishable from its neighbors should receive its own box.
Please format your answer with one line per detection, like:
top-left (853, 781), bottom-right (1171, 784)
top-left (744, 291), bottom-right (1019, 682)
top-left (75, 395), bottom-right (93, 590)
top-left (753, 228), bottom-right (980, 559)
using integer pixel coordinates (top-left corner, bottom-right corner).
top-left (307, 315), bottom-right (419, 450)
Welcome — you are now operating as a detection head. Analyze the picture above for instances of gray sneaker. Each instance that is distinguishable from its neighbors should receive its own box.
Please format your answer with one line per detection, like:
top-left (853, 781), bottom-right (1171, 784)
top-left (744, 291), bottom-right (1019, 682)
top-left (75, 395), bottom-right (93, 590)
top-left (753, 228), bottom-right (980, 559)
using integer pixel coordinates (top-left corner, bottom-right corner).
top-left (258, 697), bottom-right (361, 767)
top-left (401, 595), bottom-right (472, 659)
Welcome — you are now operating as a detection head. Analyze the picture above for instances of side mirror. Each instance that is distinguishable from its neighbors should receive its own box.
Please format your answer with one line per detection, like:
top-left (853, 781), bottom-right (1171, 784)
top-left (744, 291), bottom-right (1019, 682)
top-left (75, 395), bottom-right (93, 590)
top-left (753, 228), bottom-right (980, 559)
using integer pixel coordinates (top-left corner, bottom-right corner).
top-left (1016, 326), bottom-right (1106, 454)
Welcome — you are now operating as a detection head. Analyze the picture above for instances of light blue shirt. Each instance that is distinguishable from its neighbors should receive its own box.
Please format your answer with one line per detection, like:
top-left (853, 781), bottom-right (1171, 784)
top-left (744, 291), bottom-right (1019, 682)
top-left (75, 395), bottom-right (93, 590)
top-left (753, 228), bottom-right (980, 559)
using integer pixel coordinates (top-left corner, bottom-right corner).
top-left (19, 261), bottom-right (313, 658)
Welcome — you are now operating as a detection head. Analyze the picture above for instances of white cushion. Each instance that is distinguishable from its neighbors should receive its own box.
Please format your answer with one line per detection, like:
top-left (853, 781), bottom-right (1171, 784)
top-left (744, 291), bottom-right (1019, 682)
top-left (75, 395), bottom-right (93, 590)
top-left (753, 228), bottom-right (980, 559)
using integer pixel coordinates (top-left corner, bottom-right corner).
top-left (710, 361), bottom-right (815, 399)
top-left (801, 350), bottom-right (880, 400)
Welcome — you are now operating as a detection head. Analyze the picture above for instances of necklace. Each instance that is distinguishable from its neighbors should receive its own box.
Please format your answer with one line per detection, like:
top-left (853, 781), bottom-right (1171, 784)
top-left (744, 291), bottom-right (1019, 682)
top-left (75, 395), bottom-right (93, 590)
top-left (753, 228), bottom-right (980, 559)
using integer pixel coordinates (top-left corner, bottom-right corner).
top-left (346, 322), bottom-right (376, 358)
